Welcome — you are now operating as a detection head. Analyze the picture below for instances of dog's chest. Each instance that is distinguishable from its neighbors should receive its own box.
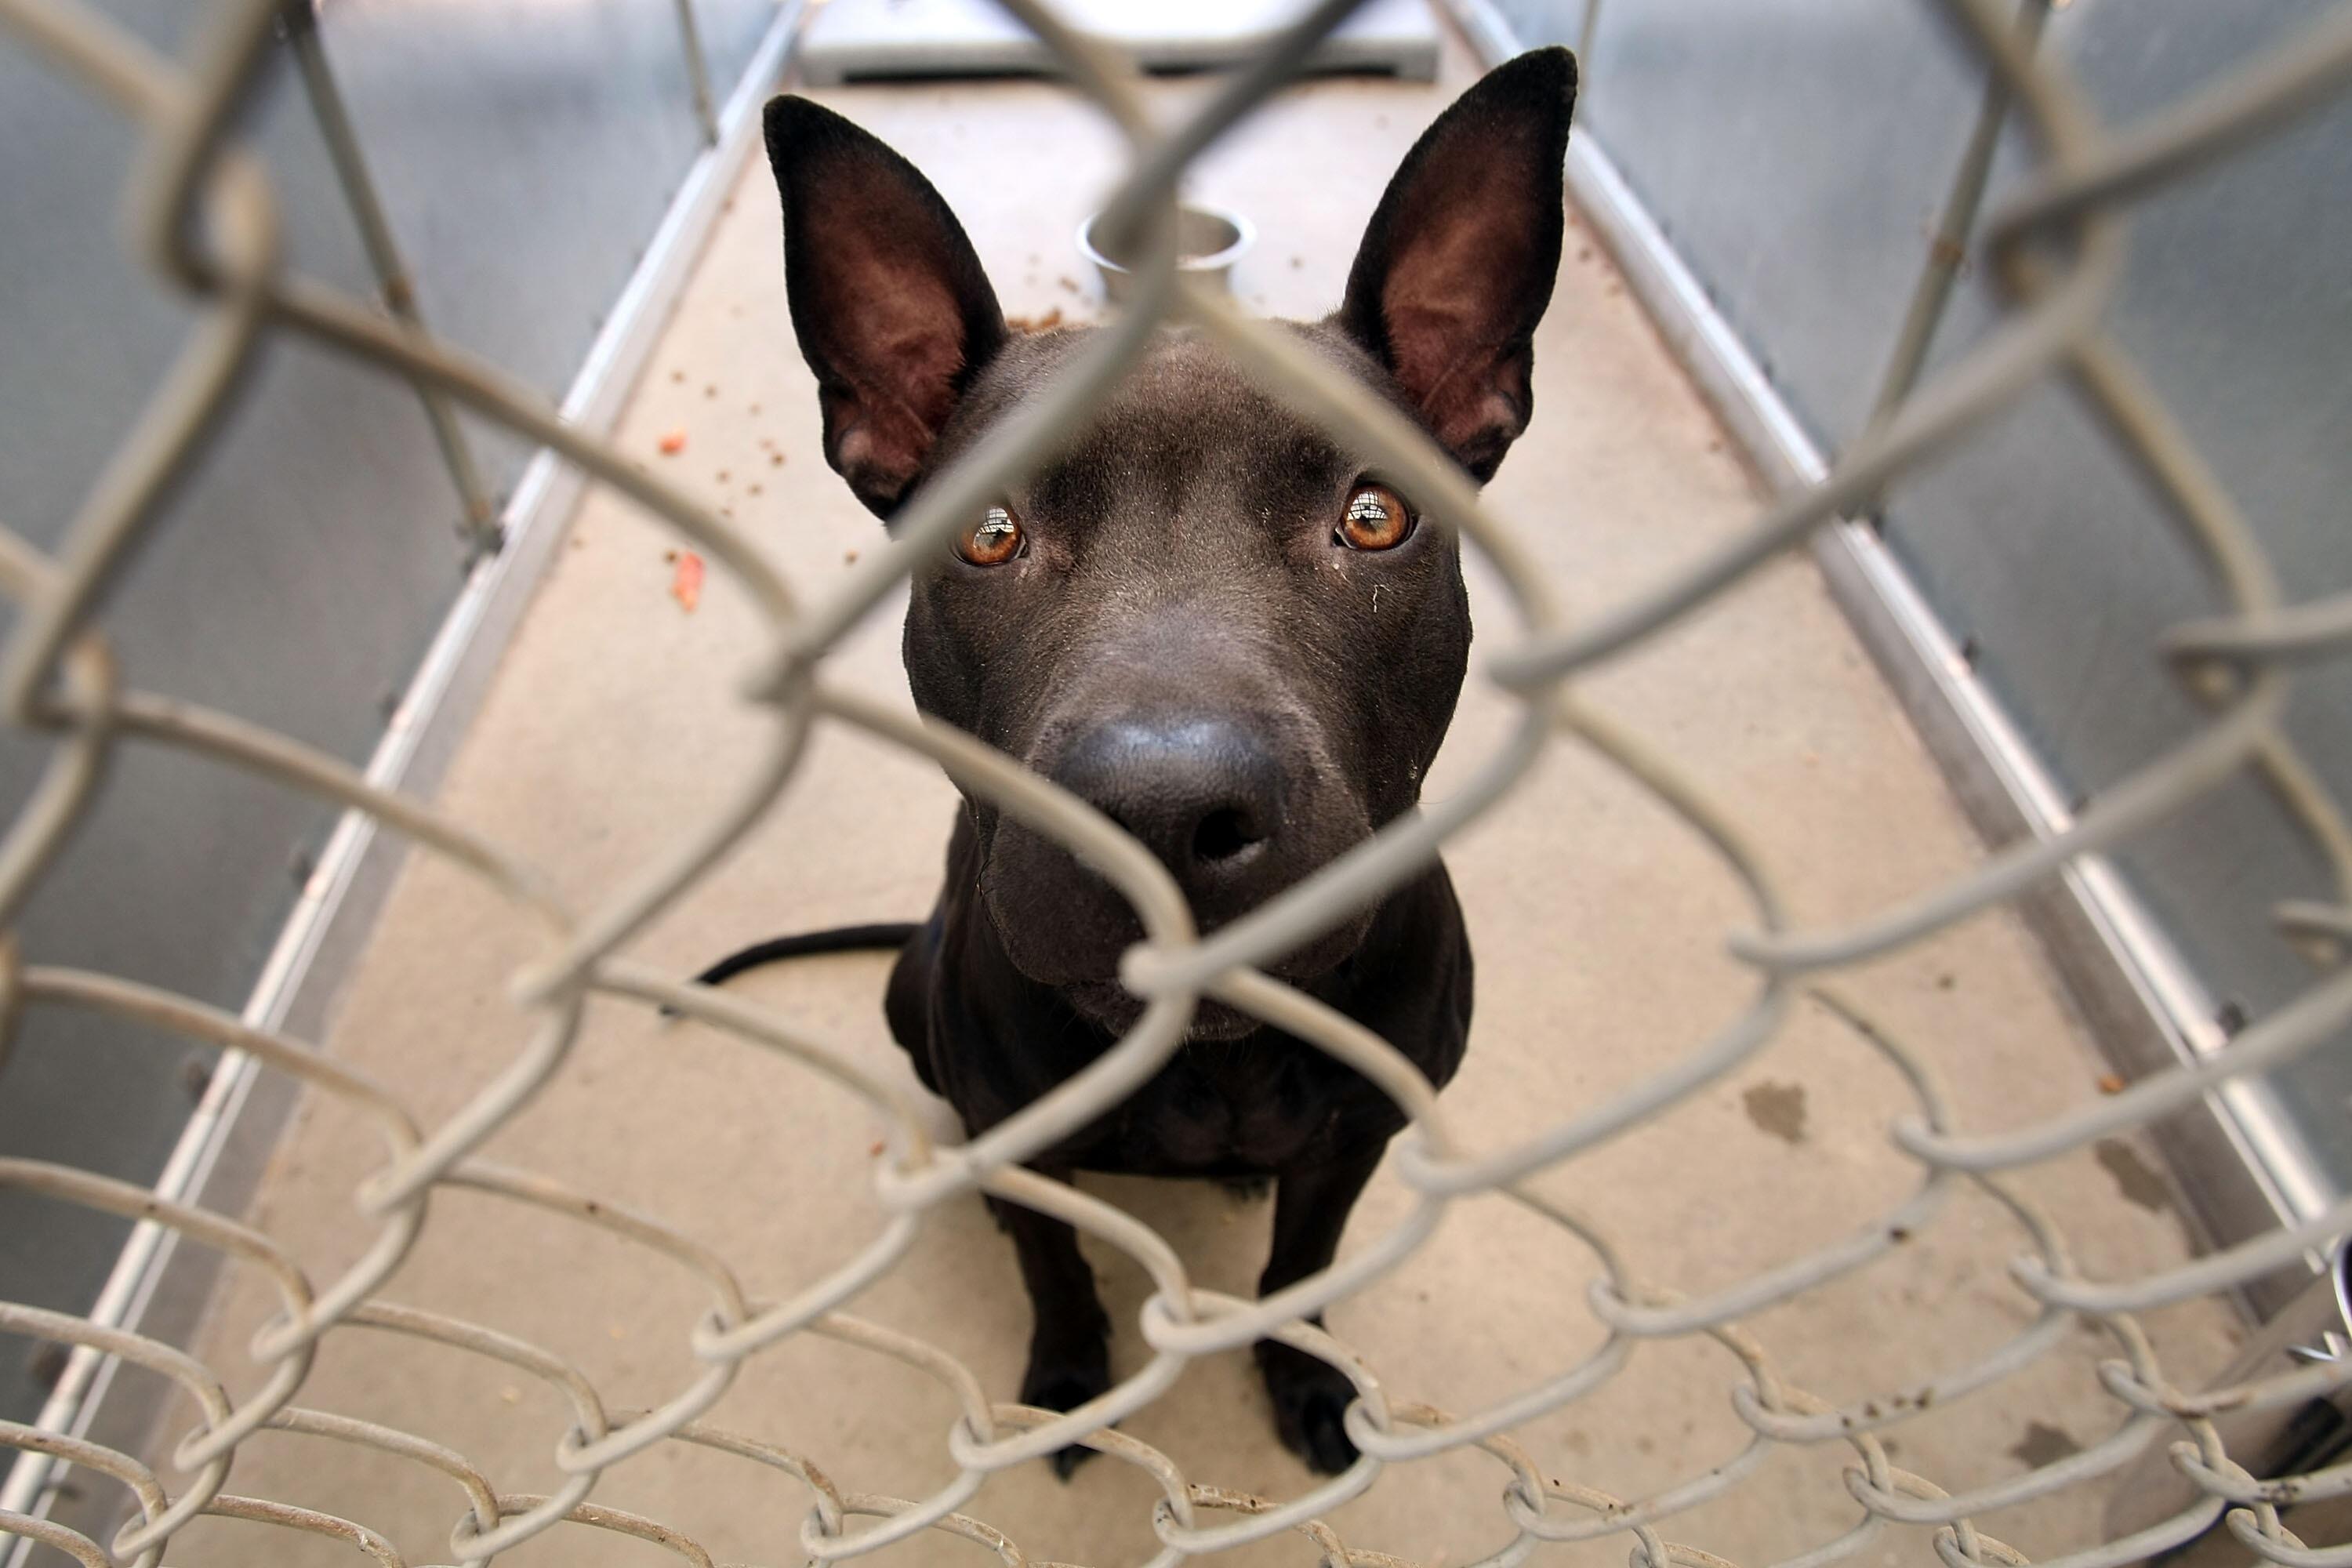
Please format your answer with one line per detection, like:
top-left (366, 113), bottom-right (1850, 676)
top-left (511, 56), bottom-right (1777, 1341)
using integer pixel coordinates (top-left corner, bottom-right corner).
top-left (1104, 1041), bottom-right (1345, 1174)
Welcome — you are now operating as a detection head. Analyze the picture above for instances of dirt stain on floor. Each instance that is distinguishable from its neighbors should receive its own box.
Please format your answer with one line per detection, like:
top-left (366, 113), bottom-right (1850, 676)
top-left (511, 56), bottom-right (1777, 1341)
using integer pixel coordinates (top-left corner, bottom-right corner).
top-left (2094, 1138), bottom-right (2173, 1214)
top-left (2008, 1420), bottom-right (2083, 1470)
top-left (1742, 1080), bottom-right (1809, 1145)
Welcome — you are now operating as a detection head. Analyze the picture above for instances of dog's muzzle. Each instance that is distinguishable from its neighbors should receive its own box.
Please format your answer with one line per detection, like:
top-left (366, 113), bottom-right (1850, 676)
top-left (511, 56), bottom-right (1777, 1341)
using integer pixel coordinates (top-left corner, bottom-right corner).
top-left (978, 710), bottom-right (1374, 1039)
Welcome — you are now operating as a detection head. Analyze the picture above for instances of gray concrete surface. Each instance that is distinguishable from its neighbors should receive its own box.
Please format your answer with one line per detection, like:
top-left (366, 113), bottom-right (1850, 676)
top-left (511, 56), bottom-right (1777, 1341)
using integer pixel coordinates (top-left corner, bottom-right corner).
top-left (153, 34), bottom-right (2242, 1568)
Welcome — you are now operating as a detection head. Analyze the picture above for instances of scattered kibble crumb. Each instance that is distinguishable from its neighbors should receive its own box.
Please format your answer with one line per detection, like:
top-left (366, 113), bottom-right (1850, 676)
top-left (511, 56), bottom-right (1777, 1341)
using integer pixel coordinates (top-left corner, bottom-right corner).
top-left (770, 452), bottom-right (785, 466)
top-left (2097, 1074), bottom-right (2125, 1094)
top-left (716, 469), bottom-right (730, 483)
top-left (1007, 306), bottom-right (1065, 332)
top-left (748, 483), bottom-right (762, 495)
top-left (670, 550), bottom-right (705, 612)
top-left (869, 1138), bottom-right (886, 1157)
top-left (703, 383), bottom-right (718, 397)
top-left (662, 547), bottom-right (678, 563)
top-left (844, 549), bottom-right (859, 565)
top-left (670, 369), bottom-right (684, 383)
top-left (657, 428), bottom-right (687, 455)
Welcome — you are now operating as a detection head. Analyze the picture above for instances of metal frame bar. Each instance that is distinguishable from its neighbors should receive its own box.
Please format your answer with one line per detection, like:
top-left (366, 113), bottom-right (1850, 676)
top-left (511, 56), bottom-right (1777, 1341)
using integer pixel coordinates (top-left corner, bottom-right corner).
top-left (281, 0), bottom-right (502, 560)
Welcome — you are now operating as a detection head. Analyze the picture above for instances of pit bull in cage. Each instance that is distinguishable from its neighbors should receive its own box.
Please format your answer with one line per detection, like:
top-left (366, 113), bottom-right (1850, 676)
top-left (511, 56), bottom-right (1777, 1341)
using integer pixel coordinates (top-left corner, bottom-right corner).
top-left (692, 49), bottom-right (1577, 1476)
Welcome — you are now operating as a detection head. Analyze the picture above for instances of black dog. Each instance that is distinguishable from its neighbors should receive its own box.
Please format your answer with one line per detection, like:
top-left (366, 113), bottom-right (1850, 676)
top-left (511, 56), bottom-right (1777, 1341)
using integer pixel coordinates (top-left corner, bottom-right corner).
top-left (697, 49), bottom-right (1575, 1475)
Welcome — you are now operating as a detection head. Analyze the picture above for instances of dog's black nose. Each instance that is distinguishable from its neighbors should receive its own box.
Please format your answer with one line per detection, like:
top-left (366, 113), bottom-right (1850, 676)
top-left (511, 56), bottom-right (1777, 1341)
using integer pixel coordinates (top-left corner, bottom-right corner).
top-left (1050, 717), bottom-right (1287, 912)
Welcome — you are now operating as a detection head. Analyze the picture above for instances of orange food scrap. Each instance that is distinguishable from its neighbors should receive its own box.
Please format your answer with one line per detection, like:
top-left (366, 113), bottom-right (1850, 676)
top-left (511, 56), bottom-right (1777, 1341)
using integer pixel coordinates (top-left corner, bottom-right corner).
top-left (2096, 1074), bottom-right (2125, 1094)
top-left (657, 428), bottom-right (687, 456)
top-left (868, 1138), bottom-right (886, 1158)
top-left (670, 550), bottom-right (705, 612)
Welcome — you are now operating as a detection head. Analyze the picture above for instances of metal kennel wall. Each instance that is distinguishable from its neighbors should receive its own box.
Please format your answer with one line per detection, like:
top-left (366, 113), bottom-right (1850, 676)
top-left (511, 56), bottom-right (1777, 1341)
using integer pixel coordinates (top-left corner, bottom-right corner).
top-left (1472, 0), bottom-right (2352, 1265)
top-left (2, 0), bottom-right (2350, 1565)
top-left (0, 0), bottom-right (797, 1518)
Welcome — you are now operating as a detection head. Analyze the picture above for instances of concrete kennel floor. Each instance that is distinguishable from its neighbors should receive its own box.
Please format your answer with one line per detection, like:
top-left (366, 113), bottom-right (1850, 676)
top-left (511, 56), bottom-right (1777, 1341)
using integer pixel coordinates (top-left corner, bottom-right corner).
top-left (162, 30), bottom-right (2245, 1568)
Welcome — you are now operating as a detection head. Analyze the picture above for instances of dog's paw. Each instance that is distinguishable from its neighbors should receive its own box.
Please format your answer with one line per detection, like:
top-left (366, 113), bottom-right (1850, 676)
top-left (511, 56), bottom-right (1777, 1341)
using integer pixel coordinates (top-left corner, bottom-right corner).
top-left (1258, 1340), bottom-right (1360, 1475)
top-left (1021, 1339), bottom-right (1112, 1480)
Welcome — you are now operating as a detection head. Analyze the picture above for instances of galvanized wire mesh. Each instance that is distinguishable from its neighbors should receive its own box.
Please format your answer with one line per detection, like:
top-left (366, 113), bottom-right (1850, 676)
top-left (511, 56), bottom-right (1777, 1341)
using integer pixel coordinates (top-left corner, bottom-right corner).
top-left (3, 0), bottom-right (2351, 1564)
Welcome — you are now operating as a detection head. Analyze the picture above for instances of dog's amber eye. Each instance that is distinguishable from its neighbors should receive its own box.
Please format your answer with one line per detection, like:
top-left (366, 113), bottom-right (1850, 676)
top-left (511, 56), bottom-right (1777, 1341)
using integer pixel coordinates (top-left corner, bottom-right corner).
top-left (956, 504), bottom-right (1025, 566)
top-left (1336, 483), bottom-right (1414, 551)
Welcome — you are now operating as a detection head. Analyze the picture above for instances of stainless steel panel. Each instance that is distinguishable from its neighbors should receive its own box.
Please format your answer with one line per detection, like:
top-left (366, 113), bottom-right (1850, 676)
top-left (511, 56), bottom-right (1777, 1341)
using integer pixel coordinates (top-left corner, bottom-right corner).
top-left (1499, 0), bottom-right (2352, 1198)
top-left (0, 0), bottom-right (783, 1425)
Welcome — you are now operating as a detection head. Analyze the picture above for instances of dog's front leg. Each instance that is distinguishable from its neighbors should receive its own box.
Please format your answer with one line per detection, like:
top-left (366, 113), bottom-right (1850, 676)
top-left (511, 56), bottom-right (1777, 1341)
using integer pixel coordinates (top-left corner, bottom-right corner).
top-left (1254, 1142), bottom-right (1386, 1475)
top-left (986, 1171), bottom-right (1111, 1479)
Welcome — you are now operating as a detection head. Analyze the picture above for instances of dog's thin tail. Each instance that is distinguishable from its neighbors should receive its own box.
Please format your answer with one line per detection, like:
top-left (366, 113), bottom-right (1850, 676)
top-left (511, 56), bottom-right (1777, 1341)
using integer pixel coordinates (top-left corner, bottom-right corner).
top-left (664, 923), bottom-right (921, 1017)
top-left (694, 923), bottom-right (921, 988)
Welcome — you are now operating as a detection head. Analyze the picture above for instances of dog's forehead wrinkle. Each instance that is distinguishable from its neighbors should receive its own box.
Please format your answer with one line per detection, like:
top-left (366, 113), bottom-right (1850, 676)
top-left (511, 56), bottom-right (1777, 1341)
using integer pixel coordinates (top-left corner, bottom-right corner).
top-left (975, 326), bottom-right (1369, 514)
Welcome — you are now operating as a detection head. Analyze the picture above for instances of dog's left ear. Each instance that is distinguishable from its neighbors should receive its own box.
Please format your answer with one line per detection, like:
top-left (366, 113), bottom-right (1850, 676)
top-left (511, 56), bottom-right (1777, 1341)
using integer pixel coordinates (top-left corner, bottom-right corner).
top-left (1338, 49), bottom-right (1576, 482)
top-left (765, 96), bottom-right (1008, 518)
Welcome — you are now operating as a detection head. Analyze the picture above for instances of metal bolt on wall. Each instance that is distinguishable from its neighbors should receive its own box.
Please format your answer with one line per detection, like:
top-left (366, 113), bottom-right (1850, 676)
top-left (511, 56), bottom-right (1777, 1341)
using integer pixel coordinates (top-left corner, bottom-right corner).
top-left (2, 0), bottom-right (2351, 1564)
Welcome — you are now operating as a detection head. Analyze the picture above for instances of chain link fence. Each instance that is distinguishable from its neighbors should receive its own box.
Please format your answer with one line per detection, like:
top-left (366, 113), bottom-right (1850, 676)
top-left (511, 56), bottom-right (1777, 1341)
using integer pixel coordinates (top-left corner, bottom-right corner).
top-left (2, 0), bottom-right (2350, 1563)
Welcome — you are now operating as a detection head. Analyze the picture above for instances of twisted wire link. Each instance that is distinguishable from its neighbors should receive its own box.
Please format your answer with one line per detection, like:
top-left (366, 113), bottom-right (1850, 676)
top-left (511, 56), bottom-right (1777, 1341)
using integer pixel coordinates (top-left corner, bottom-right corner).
top-left (2, 0), bottom-right (2349, 1562)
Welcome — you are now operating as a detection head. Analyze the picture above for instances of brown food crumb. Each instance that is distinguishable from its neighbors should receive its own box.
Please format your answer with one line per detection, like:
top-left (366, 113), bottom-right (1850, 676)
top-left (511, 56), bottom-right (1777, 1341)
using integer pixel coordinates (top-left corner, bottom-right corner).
top-left (868, 1138), bottom-right (886, 1157)
top-left (2097, 1074), bottom-right (2125, 1094)
top-left (670, 550), bottom-right (704, 612)
top-left (748, 483), bottom-right (762, 495)
top-left (662, 547), bottom-right (678, 563)
top-left (657, 428), bottom-right (687, 456)
top-left (1057, 274), bottom-right (1080, 294)
top-left (1007, 306), bottom-right (1065, 333)
top-left (844, 549), bottom-right (859, 564)
top-left (770, 451), bottom-right (785, 466)
top-left (703, 383), bottom-right (718, 398)
top-left (716, 469), bottom-right (730, 483)
top-left (670, 369), bottom-right (684, 383)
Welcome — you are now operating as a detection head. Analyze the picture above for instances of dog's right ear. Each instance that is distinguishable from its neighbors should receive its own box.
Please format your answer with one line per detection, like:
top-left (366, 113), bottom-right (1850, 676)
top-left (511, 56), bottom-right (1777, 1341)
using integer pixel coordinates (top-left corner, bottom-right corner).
top-left (1338, 49), bottom-right (1576, 483)
top-left (765, 96), bottom-right (1008, 518)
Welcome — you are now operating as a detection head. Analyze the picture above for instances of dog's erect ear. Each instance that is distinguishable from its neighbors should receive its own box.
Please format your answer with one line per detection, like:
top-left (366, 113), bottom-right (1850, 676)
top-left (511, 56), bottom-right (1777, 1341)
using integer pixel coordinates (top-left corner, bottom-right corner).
top-left (765, 96), bottom-right (1007, 517)
top-left (1337, 49), bottom-right (1576, 482)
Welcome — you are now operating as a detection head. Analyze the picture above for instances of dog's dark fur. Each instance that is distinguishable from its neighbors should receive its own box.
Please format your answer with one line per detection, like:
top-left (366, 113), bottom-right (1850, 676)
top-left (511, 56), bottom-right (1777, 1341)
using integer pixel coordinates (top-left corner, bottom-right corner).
top-left (712, 50), bottom-right (1575, 1475)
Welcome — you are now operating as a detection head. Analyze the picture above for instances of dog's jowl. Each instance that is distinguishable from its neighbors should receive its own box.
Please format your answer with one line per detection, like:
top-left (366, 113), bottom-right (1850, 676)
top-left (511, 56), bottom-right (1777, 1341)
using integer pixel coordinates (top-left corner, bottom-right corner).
top-left (697, 49), bottom-right (1576, 1476)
